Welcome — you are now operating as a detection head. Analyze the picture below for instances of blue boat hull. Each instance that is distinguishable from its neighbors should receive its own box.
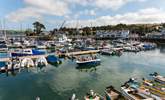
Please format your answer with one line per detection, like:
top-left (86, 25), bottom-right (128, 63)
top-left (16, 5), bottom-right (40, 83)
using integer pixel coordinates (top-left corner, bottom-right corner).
top-left (11, 53), bottom-right (31, 57)
top-left (11, 50), bottom-right (46, 57)
top-left (0, 62), bottom-right (6, 67)
top-left (46, 55), bottom-right (62, 65)
top-left (77, 61), bottom-right (100, 66)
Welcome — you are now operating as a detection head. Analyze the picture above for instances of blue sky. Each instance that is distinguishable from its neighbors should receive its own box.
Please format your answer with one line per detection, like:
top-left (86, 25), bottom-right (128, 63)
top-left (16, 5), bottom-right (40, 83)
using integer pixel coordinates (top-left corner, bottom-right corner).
top-left (0, 0), bottom-right (165, 30)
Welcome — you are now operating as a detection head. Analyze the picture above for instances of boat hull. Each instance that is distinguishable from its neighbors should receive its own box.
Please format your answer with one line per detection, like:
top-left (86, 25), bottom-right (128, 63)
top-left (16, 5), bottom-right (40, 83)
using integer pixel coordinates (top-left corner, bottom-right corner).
top-left (76, 59), bottom-right (101, 66)
top-left (46, 55), bottom-right (62, 66)
top-left (11, 50), bottom-right (46, 57)
top-left (11, 53), bottom-right (31, 57)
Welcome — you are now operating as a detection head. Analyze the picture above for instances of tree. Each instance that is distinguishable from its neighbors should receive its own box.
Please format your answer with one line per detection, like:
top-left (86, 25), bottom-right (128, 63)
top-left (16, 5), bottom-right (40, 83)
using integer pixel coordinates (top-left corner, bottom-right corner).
top-left (33, 21), bottom-right (46, 35)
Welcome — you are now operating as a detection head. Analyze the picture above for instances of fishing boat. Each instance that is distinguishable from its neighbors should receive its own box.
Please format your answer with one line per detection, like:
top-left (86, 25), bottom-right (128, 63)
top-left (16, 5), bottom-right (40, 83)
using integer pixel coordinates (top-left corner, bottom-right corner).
top-left (46, 55), bottom-right (62, 65)
top-left (84, 90), bottom-right (103, 100)
top-left (11, 49), bottom-right (46, 57)
top-left (35, 57), bottom-right (48, 68)
top-left (76, 55), bottom-right (101, 66)
top-left (121, 78), bottom-right (154, 100)
top-left (105, 85), bottom-right (124, 100)
top-left (21, 58), bottom-right (34, 68)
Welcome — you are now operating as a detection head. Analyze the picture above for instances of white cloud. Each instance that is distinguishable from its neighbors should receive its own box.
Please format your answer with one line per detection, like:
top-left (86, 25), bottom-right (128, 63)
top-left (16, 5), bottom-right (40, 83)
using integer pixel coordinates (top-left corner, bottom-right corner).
top-left (94, 0), bottom-right (147, 10)
top-left (65, 0), bottom-right (147, 10)
top-left (65, 8), bottom-right (165, 28)
top-left (5, 7), bottom-right (42, 22)
top-left (85, 10), bottom-right (96, 16)
top-left (74, 9), bottom-right (96, 19)
top-left (24, 0), bottom-right (70, 16)
top-left (6, 0), bottom-right (70, 22)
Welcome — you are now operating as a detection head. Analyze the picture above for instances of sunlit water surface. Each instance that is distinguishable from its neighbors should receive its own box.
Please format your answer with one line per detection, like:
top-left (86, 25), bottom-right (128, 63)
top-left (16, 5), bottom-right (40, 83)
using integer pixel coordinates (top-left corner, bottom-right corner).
top-left (0, 47), bottom-right (165, 100)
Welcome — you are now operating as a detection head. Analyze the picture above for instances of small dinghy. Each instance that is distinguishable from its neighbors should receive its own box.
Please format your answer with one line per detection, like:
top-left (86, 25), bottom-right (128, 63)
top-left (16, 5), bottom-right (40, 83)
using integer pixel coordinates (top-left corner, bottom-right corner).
top-left (105, 85), bottom-right (123, 100)
top-left (46, 55), bottom-right (62, 65)
top-left (84, 90), bottom-right (103, 100)
top-left (21, 58), bottom-right (34, 68)
top-left (35, 57), bottom-right (48, 68)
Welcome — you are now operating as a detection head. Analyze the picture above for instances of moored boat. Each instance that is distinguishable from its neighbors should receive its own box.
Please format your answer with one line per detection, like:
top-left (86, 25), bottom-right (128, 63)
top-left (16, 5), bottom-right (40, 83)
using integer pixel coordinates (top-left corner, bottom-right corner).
top-left (76, 55), bottom-right (101, 66)
top-left (0, 59), bottom-right (20, 73)
top-left (35, 57), bottom-right (48, 68)
top-left (105, 85), bottom-right (124, 100)
top-left (100, 49), bottom-right (114, 56)
top-left (46, 55), bottom-right (62, 66)
top-left (21, 58), bottom-right (34, 68)
top-left (150, 72), bottom-right (165, 85)
top-left (84, 90), bottom-right (103, 100)
top-left (11, 49), bottom-right (46, 57)
top-left (142, 79), bottom-right (165, 99)
top-left (101, 49), bottom-right (122, 56)
top-left (0, 44), bottom-right (8, 53)
top-left (121, 78), bottom-right (154, 100)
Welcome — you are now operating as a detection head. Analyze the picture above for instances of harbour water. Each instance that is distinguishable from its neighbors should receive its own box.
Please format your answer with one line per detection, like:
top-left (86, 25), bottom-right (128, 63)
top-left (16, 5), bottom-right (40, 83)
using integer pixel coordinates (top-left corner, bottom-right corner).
top-left (0, 47), bottom-right (165, 100)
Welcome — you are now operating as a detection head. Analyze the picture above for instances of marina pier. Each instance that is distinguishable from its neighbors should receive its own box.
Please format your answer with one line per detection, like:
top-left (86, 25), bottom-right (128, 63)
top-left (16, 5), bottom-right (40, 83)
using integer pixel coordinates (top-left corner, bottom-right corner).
top-left (0, 50), bottom-right (100, 62)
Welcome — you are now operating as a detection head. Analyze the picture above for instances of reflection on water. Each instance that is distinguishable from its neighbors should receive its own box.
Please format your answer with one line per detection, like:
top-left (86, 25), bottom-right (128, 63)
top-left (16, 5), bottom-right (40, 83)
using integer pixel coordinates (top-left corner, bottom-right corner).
top-left (159, 44), bottom-right (165, 53)
top-left (0, 48), bottom-right (165, 100)
top-left (76, 65), bottom-right (98, 72)
top-left (0, 53), bottom-right (10, 58)
top-left (0, 69), bottom-right (19, 77)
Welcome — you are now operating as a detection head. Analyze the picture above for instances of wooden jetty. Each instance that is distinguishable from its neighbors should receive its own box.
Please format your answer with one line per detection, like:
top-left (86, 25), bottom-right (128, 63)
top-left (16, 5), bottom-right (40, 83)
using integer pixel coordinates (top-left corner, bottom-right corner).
top-left (0, 50), bottom-right (100, 62)
top-left (65, 50), bottom-right (100, 56)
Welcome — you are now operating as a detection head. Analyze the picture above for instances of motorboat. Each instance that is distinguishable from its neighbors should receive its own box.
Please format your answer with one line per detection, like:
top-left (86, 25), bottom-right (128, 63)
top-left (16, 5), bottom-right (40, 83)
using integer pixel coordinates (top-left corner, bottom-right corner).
top-left (11, 49), bottom-right (46, 57)
top-left (76, 55), bottom-right (101, 66)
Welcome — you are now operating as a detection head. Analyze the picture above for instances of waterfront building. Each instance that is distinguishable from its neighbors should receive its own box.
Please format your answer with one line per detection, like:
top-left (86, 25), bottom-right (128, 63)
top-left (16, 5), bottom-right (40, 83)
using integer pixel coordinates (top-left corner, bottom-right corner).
top-left (96, 30), bottom-right (130, 38)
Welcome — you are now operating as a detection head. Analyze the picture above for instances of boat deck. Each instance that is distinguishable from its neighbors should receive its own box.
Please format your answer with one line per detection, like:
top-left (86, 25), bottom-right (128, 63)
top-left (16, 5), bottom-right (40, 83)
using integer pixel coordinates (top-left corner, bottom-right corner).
top-left (141, 85), bottom-right (165, 98)
top-left (106, 91), bottom-right (119, 99)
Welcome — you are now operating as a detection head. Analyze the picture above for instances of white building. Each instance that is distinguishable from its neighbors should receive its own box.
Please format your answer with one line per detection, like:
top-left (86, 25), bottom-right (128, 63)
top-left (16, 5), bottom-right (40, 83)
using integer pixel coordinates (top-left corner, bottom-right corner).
top-left (96, 30), bottom-right (130, 38)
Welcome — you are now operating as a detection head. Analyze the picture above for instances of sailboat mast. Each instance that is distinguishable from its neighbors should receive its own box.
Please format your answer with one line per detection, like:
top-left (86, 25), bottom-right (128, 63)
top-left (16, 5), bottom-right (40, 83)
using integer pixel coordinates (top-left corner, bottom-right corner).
top-left (3, 19), bottom-right (7, 40)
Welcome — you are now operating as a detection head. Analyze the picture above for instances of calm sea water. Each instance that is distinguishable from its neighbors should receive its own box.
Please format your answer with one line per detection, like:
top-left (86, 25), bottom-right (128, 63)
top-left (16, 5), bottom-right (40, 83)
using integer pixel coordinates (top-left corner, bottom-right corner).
top-left (0, 46), bottom-right (165, 100)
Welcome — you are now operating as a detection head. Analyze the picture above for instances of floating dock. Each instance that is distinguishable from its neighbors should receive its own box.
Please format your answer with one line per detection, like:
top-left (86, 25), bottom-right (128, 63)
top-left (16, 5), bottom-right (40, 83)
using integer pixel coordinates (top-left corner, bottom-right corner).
top-left (0, 50), bottom-right (100, 62)
top-left (65, 50), bottom-right (100, 56)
